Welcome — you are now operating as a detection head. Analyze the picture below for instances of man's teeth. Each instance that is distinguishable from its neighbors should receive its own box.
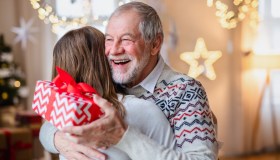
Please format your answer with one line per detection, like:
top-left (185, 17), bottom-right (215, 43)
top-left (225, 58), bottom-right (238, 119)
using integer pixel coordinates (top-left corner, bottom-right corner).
top-left (113, 59), bottom-right (130, 63)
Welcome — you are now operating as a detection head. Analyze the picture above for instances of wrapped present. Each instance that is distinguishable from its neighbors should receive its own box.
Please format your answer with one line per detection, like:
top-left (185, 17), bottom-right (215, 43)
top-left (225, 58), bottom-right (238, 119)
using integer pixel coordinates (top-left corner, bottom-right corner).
top-left (15, 111), bottom-right (44, 159)
top-left (16, 111), bottom-right (42, 126)
top-left (32, 67), bottom-right (103, 129)
top-left (0, 128), bottom-right (33, 160)
top-left (16, 111), bottom-right (42, 137)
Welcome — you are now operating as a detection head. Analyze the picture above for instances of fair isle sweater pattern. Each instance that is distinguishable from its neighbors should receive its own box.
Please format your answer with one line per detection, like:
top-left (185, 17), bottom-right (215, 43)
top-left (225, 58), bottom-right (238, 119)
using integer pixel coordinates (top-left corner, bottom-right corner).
top-left (128, 65), bottom-right (217, 150)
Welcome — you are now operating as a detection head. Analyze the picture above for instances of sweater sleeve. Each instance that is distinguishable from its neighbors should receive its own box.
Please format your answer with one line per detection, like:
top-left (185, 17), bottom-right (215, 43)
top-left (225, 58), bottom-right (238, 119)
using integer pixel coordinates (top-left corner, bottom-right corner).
top-left (116, 76), bottom-right (219, 159)
top-left (115, 126), bottom-right (218, 160)
top-left (171, 79), bottom-right (219, 159)
top-left (39, 121), bottom-right (59, 153)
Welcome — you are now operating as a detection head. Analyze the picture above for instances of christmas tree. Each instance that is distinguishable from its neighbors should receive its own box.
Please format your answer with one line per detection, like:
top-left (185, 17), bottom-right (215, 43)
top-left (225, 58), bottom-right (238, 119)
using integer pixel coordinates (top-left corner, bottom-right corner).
top-left (0, 34), bottom-right (27, 107)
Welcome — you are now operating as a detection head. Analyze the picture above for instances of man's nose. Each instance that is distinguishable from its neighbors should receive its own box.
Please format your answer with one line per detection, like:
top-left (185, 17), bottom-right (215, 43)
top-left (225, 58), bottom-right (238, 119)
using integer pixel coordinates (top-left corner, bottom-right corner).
top-left (110, 42), bottom-right (124, 55)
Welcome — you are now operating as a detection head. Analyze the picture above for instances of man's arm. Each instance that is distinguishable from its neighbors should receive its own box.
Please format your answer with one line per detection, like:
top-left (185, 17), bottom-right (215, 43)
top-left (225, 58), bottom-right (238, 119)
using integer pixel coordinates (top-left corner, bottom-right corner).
top-left (63, 94), bottom-right (219, 160)
top-left (170, 79), bottom-right (219, 158)
top-left (61, 94), bottom-right (127, 148)
top-left (39, 120), bottom-right (106, 160)
top-left (115, 126), bottom-right (217, 159)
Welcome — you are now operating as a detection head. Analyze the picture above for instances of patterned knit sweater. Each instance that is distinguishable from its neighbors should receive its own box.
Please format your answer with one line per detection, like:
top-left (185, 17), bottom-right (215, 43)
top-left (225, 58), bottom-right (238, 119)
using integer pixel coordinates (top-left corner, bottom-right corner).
top-left (124, 64), bottom-right (219, 158)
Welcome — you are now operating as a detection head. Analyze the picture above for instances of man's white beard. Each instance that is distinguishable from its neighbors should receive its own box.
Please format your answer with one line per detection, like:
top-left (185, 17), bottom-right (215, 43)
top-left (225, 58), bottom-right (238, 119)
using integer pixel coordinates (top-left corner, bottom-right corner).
top-left (111, 51), bottom-right (150, 86)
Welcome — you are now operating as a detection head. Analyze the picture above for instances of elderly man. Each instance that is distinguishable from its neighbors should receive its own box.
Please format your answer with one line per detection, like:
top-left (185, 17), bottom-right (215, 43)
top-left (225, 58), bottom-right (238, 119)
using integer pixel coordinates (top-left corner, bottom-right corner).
top-left (40, 2), bottom-right (219, 160)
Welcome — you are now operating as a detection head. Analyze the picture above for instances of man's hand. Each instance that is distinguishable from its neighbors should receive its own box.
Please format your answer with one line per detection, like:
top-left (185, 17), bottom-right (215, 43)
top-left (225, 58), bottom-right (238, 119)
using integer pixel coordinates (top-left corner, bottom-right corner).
top-left (54, 131), bottom-right (106, 160)
top-left (62, 94), bottom-right (128, 148)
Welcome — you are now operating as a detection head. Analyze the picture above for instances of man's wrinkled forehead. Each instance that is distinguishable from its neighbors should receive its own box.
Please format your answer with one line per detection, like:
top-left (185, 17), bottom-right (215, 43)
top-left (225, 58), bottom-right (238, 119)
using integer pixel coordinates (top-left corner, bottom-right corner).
top-left (105, 12), bottom-right (141, 35)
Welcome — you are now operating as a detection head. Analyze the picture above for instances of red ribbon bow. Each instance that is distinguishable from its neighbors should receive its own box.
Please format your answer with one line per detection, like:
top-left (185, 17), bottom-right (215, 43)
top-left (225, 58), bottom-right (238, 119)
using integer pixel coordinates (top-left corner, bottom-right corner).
top-left (53, 66), bottom-right (99, 97)
top-left (44, 67), bottom-right (103, 126)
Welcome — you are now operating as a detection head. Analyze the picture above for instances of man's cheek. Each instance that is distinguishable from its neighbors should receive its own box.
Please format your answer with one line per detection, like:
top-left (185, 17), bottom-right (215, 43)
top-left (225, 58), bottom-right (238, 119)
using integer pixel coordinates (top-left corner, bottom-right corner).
top-left (105, 50), bottom-right (109, 56)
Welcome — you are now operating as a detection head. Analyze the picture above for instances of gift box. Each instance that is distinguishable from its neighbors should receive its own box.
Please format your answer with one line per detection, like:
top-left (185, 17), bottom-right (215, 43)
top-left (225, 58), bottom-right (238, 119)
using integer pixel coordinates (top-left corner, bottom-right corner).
top-left (0, 127), bottom-right (33, 160)
top-left (16, 111), bottom-right (42, 126)
top-left (15, 111), bottom-right (44, 159)
top-left (32, 67), bottom-right (103, 129)
top-left (16, 111), bottom-right (42, 137)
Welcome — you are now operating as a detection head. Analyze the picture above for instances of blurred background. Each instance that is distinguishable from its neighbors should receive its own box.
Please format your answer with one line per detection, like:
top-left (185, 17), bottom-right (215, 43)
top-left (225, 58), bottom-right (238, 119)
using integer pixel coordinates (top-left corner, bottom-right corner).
top-left (0, 0), bottom-right (280, 159)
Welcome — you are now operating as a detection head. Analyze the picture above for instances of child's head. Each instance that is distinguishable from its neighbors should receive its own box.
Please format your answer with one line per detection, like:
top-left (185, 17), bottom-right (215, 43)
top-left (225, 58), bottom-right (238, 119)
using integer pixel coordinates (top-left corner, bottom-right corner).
top-left (52, 26), bottom-right (110, 95)
top-left (52, 26), bottom-right (125, 117)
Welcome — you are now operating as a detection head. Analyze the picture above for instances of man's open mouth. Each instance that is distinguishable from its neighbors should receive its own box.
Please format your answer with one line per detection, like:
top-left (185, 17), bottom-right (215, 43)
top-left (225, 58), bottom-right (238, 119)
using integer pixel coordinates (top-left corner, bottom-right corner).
top-left (112, 59), bottom-right (131, 65)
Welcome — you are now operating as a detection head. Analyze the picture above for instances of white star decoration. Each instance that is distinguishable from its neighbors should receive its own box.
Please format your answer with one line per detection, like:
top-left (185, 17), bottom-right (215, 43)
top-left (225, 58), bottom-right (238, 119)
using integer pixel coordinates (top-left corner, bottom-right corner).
top-left (11, 18), bottom-right (38, 49)
top-left (180, 38), bottom-right (222, 80)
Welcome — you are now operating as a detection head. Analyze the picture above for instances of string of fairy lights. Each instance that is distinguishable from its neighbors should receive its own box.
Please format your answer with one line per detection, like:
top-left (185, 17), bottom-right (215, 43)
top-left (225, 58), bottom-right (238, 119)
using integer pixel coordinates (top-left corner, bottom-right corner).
top-left (179, 0), bottom-right (259, 80)
top-left (29, 0), bottom-right (131, 33)
top-left (207, 0), bottom-right (259, 29)
top-left (30, 0), bottom-right (259, 32)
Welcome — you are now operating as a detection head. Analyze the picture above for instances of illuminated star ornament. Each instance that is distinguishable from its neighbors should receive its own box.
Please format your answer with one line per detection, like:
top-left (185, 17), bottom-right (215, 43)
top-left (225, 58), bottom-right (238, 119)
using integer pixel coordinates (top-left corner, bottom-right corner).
top-left (11, 18), bottom-right (38, 49)
top-left (180, 38), bottom-right (222, 80)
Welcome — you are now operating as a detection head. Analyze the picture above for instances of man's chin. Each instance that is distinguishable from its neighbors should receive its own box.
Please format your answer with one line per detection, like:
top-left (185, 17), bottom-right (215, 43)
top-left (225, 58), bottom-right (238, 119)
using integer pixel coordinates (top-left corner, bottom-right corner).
top-left (113, 76), bottom-right (129, 85)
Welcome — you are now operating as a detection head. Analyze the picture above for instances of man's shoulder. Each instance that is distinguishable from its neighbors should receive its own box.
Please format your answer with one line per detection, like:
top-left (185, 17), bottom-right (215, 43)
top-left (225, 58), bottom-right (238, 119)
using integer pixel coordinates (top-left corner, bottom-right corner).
top-left (159, 65), bottom-right (202, 86)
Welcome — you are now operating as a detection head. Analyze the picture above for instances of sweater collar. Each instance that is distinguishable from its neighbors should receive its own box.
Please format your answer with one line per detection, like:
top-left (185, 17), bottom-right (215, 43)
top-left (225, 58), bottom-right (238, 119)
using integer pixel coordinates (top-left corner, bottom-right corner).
top-left (130, 56), bottom-right (165, 93)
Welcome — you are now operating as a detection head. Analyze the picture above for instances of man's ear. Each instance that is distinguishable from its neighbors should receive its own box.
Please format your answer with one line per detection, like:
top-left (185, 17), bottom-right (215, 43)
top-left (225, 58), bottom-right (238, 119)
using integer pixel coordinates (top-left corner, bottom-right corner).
top-left (151, 35), bottom-right (163, 56)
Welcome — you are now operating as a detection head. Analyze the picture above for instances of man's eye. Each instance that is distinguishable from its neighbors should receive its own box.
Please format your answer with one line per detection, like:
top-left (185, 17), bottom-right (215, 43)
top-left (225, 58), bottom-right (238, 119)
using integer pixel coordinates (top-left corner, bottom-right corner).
top-left (121, 39), bottom-right (133, 45)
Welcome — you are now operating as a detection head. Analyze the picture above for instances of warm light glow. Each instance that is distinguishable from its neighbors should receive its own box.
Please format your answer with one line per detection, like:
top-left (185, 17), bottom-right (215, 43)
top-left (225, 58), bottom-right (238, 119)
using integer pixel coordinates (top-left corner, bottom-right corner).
top-left (207, 0), bottom-right (214, 7)
top-left (254, 0), bottom-right (280, 54)
top-left (2, 92), bottom-right (8, 100)
top-left (14, 81), bottom-right (21, 88)
top-left (180, 38), bottom-right (222, 80)
top-left (250, 54), bottom-right (280, 70)
top-left (207, 0), bottom-right (259, 29)
top-left (30, 0), bottom-right (130, 34)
